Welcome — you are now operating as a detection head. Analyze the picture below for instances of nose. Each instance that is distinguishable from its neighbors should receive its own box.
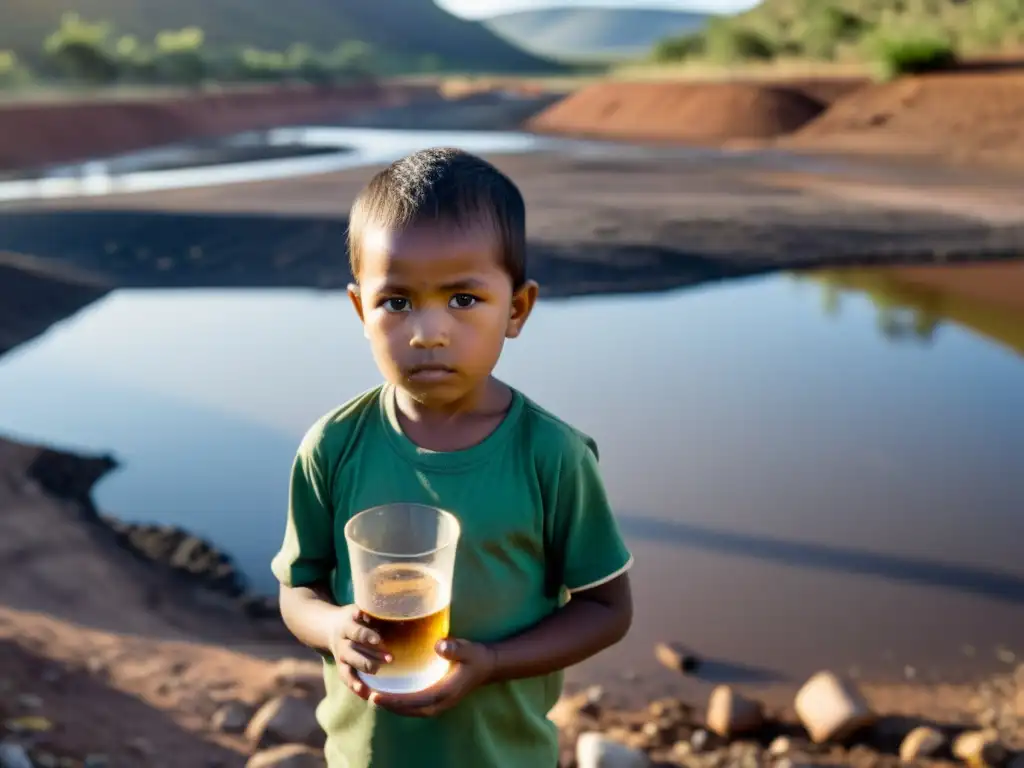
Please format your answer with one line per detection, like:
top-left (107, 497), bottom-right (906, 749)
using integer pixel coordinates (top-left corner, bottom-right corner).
top-left (409, 308), bottom-right (450, 349)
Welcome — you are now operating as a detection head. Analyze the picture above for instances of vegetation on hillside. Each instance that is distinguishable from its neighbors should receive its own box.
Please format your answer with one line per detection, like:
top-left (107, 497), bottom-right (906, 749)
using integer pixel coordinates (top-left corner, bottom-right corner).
top-left (0, 0), bottom-right (556, 91)
top-left (652, 0), bottom-right (1024, 79)
top-left (0, 13), bottom-right (453, 90)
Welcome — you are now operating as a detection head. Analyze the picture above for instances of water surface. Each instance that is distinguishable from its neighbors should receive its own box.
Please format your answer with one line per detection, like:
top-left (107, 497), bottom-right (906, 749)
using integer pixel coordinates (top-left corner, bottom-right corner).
top-left (2, 264), bottom-right (1023, 695)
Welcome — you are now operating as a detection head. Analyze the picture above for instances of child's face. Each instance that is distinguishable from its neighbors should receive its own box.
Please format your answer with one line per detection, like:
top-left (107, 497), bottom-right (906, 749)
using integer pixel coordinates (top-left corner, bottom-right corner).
top-left (348, 218), bottom-right (536, 407)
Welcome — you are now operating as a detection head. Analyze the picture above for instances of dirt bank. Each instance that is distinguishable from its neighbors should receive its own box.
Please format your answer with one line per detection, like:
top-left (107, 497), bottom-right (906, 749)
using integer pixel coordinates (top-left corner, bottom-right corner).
top-left (527, 70), bottom-right (1024, 171)
top-left (0, 432), bottom-right (287, 643)
top-left (0, 251), bottom-right (110, 359)
top-left (778, 71), bottom-right (1024, 169)
top-left (528, 80), bottom-right (832, 144)
top-left (0, 82), bottom-right (438, 173)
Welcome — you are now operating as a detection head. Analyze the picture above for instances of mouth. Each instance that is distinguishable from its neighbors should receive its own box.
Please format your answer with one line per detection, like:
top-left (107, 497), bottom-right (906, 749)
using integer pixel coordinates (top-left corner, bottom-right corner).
top-left (406, 363), bottom-right (458, 382)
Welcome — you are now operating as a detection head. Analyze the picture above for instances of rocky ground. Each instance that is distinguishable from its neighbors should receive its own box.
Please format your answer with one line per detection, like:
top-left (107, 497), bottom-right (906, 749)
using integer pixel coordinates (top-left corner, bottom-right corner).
top-left (1, 609), bottom-right (1022, 768)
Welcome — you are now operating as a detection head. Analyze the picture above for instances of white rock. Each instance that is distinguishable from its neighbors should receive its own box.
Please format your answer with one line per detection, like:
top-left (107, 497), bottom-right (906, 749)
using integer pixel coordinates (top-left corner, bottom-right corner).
top-left (246, 695), bottom-right (322, 749)
top-left (794, 671), bottom-right (876, 743)
top-left (952, 729), bottom-right (1008, 767)
top-left (246, 745), bottom-right (326, 768)
top-left (899, 726), bottom-right (946, 762)
top-left (0, 742), bottom-right (33, 768)
top-left (769, 736), bottom-right (793, 756)
top-left (705, 685), bottom-right (764, 737)
top-left (576, 732), bottom-right (651, 768)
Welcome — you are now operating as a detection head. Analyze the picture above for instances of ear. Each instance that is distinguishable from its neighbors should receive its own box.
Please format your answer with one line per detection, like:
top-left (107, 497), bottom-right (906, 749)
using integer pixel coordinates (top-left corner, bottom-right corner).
top-left (348, 283), bottom-right (367, 323)
top-left (506, 279), bottom-right (539, 339)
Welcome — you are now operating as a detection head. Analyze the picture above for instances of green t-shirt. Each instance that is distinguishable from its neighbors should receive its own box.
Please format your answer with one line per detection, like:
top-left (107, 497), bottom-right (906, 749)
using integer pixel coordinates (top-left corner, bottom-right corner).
top-left (270, 382), bottom-right (633, 768)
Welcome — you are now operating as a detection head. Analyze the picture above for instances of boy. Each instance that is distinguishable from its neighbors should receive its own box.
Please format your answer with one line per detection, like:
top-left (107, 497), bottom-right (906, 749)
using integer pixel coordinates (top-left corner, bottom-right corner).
top-left (270, 147), bottom-right (634, 768)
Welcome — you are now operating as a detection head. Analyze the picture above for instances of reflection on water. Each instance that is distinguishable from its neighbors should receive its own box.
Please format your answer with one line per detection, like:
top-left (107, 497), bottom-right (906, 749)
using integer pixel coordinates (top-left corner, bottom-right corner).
top-left (1, 262), bottom-right (1023, 688)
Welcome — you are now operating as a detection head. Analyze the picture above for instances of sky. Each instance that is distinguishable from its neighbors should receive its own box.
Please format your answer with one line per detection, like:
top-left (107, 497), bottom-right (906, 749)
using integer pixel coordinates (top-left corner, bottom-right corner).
top-left (436, 0), bottom-right (759, 20)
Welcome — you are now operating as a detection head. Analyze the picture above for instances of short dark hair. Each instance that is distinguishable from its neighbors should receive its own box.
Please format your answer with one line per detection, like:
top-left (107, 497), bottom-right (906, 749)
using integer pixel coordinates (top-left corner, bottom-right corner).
top-left (347, 147), bottom-right (527, 288)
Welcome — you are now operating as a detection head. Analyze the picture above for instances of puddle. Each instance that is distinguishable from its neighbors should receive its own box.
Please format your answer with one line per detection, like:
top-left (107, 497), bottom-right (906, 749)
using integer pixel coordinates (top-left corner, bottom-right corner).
top-left (1, 262), bottom-right (1023, 691)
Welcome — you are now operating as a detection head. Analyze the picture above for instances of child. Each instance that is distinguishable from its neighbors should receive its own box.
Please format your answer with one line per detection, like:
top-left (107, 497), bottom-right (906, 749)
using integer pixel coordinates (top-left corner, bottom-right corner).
top-left (270, 147), bottom-right (634, 768)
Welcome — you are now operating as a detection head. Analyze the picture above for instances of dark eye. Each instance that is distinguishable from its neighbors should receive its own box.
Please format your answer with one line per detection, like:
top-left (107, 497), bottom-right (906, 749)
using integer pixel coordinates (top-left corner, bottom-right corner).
top-left (449, 294), bottom-right (478, 309)
top-left (382, 297), bottom-right (410, 313)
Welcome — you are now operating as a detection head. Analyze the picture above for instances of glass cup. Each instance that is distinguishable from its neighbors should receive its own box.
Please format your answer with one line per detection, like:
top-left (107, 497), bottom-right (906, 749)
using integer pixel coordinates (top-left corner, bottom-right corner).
top-left (344, 502), bottom-right (461, 695)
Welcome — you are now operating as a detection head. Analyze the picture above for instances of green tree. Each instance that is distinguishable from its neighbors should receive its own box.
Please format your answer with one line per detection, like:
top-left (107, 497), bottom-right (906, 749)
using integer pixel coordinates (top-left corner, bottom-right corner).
top-left (154, 27), bottom-right (206, 86)
top-left (43, 13), bottom-right (119, 84)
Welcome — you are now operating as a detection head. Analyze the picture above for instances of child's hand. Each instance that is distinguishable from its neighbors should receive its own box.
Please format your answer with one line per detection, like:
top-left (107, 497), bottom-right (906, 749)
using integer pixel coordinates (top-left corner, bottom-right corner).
top-left (328, 605), bottom-right (392, 700)
top-left (370, 638), bottom-right (496, 717)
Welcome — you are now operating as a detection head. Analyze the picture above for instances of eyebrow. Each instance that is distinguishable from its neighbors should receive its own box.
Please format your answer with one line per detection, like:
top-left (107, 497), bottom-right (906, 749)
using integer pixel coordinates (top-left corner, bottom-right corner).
top-left (378, 278), bottom-right (488, 294)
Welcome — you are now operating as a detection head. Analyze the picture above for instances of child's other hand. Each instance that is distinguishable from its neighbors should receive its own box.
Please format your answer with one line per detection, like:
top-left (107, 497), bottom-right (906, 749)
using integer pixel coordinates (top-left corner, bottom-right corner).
top-left (328, 605), bottom-right (392, 700)
top-left (370, 638), bottom-right (495, 718)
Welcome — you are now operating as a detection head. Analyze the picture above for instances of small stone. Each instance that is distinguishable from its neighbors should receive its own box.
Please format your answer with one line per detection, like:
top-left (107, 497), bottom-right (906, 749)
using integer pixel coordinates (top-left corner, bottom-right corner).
top-left (705, 685), bottom-right (763, 737)
top-left (648, 700), bottom-right (669, 718)
top-left (979, 707), bottom-right (999, 729)
top-left (904, 665), bottom-right (916, 680)
top-left (965, 645), bottom-right (977, 657)
top-left (246, 745), bottom-right (326, 768)
top-left (5, 716), bottom-right (53, 733)
top-left (16, 694), bottom-right (42, 710)
top-left (654, 642), bottom-right (700, 674)
top-left (271, 659), bottom-right (325, 692)
top-left (690, 729), bottom-right (709, 753)
top-left (212, 700), bottom-right (252, 734)
top-left (769, 736), bottom-right (793, 756)
top-left (899, 726), bottom-right (946, 762)
top-left (575, 732), bottom-right (651, 768)
top-left (953, 730), bottom-right (1008, 767)
top-left (580, 686), bottom-right (604, 718)
top-left (794, 671), bottom-right (876, 743)
top-left (35, 753), bottom-right (59, 768)
top-left (245, 695), bottom-right (322, 749)
top-left (0, 742), bottom-right (33, 768)
top-left (997, 647), bottom-right (1016, 665)
top-left (671, 741), bottom-right (693, 759)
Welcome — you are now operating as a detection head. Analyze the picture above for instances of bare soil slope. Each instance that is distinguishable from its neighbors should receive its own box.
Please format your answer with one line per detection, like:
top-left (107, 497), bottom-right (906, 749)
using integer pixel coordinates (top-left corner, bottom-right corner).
top-left (529, 81), bottom-right (835, 144)
top-left (780, 71), bottom-right (1024, 167)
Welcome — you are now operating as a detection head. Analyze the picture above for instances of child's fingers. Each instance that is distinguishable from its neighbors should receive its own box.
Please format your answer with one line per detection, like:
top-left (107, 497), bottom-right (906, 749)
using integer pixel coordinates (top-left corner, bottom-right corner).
top-left (343, 620), bottom-right (383, 649)
top-left (339, 663), bottom-right (371, 699)
top-left (338, 642), bottom-right (391, 675)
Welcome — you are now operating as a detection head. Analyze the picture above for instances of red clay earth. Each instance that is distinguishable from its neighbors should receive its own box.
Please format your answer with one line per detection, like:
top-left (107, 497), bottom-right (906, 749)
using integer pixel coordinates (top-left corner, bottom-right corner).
top-left (779, 71), bottom-right (1024, 167)
top-left (527, 80), bottom-right (835, 144)
top-left (0, 82), bottom-right (437, 172)
top-left (528, 69), bottom-right (1024, 170)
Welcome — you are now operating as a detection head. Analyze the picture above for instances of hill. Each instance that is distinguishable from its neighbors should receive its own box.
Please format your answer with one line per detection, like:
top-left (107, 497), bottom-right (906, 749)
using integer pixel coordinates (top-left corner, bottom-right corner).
top-left (484, 7), bottom-right (709, 62)
top-left (0, 0), bottom-right (558, 74)
top-left (653, 0), bottom-right (1024, 68)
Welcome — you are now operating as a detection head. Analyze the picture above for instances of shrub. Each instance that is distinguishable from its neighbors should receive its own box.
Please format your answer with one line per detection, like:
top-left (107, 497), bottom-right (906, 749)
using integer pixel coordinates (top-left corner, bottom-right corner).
top-left (868, 33), bottom-right (958, 80)
top-left (703, 19), bottom-right (775, 63)
top-left (651, 32), bottom-right (705, 63)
